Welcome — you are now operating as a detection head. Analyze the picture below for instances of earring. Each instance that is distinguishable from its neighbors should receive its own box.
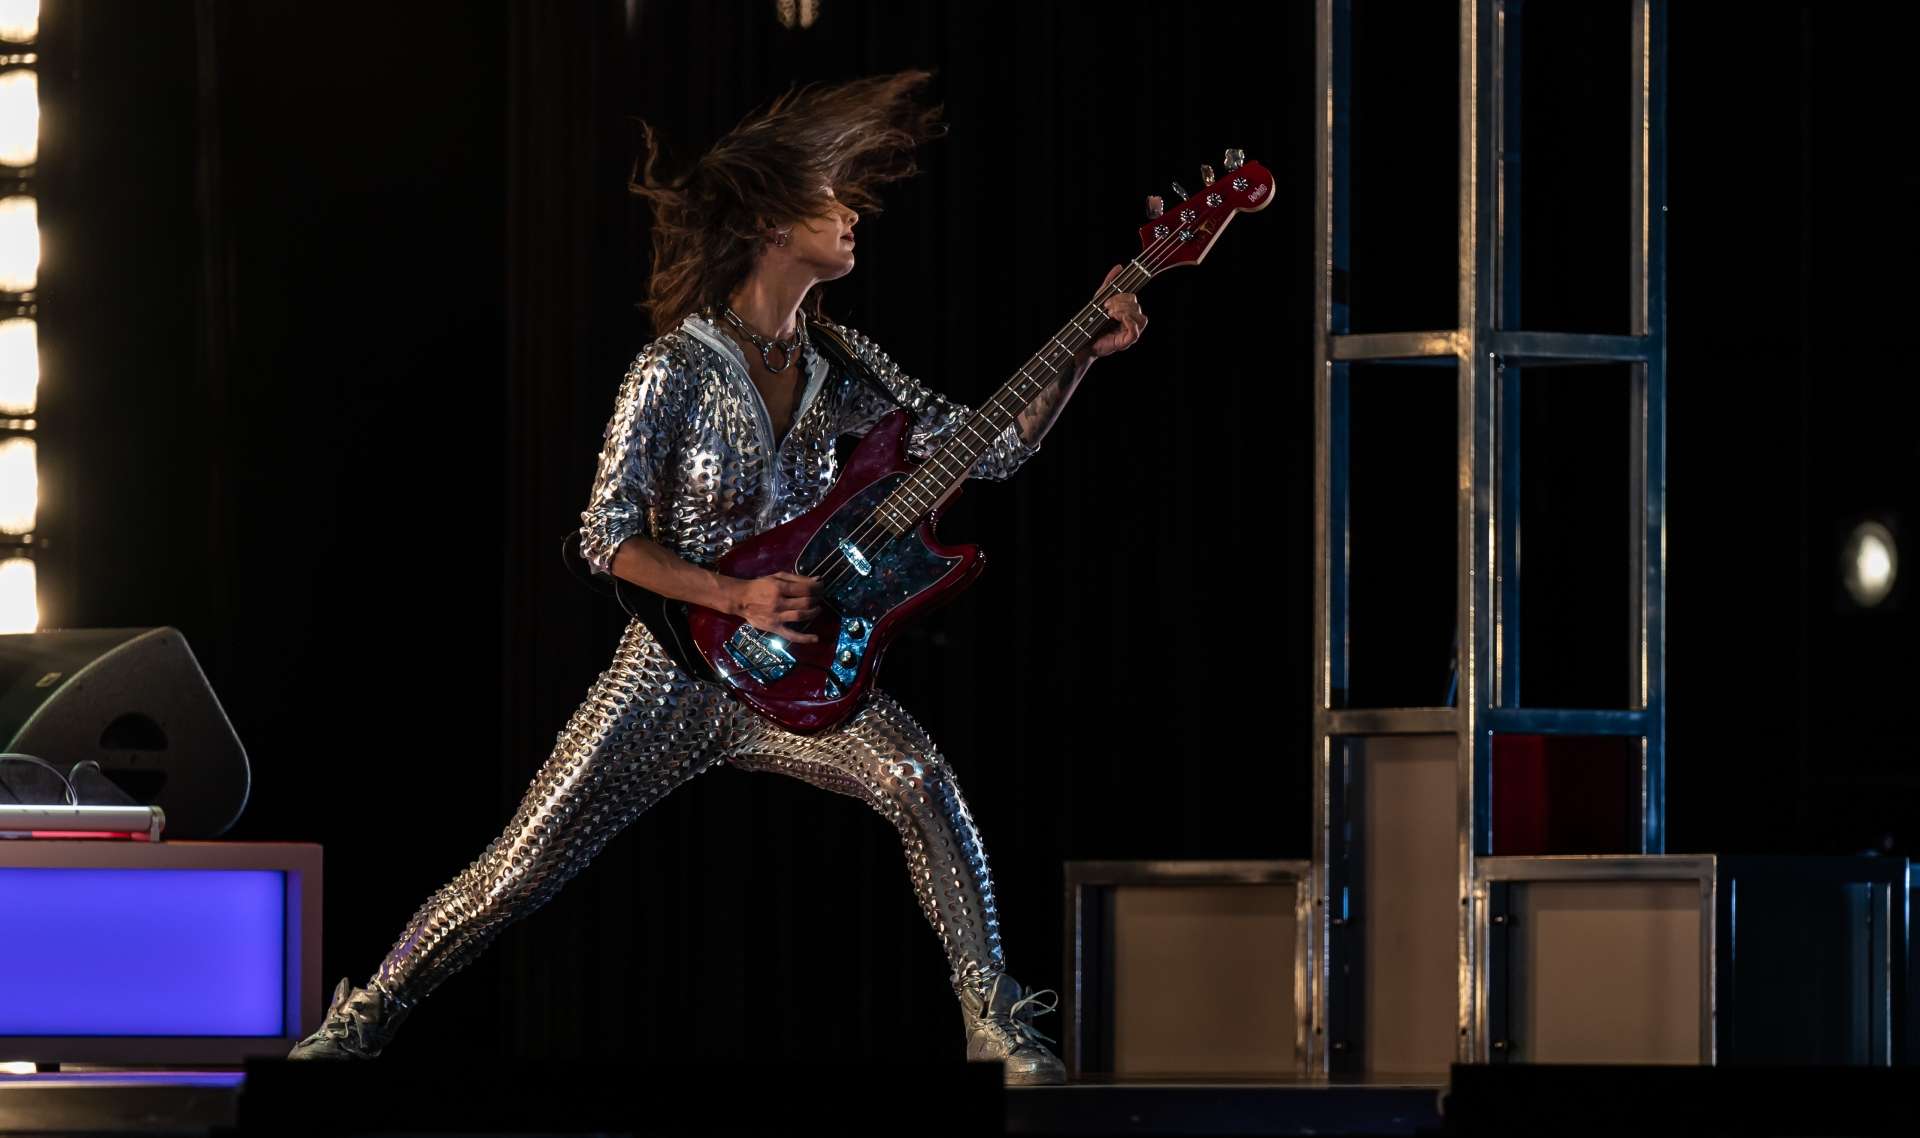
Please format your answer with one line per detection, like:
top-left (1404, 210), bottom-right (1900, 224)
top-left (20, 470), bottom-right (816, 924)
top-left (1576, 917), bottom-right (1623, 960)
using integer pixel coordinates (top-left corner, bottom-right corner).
top-left (773, 229), bottom-right (791, 248)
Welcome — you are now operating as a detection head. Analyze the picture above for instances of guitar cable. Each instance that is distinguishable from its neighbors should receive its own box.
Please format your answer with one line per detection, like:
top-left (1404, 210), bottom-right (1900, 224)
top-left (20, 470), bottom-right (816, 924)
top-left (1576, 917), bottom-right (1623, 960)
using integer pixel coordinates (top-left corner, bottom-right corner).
top-left (558, 530), bottom-right (719, 676)
top-left (0, 753), bottom-right (81, 807)
top-left (558, 530), bottom-right (639, 619)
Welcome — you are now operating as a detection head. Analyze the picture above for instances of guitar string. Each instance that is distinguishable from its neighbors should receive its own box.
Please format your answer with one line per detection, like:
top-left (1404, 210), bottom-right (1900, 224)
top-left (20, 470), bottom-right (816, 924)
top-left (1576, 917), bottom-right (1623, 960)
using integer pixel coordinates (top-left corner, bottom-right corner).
top-left (802, 226), bottom-right (1187, 590)
top-left (811, 195), bottom-right (1214, 582)
top-left (794, 226), bottom-right (1193, 613)
top-left (796, 216), bottom-right (1199, 602)
top-left (796, 271), bottom-right (1145, 606)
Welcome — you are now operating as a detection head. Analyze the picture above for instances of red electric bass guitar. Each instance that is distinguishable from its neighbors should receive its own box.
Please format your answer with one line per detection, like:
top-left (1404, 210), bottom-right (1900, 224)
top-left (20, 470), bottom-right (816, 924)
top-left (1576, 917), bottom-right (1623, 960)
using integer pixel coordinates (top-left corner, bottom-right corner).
top-left (676, 151), bottom-right (1274, 732)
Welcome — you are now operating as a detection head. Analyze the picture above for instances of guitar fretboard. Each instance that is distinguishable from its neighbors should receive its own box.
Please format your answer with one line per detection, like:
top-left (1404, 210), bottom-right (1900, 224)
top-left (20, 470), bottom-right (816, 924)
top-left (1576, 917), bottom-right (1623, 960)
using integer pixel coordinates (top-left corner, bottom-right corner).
top-left (873, 259), bottom-right (1155, 532)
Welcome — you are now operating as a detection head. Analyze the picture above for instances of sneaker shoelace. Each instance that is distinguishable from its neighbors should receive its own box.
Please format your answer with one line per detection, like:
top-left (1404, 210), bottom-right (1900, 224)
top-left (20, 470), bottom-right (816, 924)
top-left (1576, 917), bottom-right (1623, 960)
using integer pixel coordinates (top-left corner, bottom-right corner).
top-left (978, 987), bottom-right (1060, 1052)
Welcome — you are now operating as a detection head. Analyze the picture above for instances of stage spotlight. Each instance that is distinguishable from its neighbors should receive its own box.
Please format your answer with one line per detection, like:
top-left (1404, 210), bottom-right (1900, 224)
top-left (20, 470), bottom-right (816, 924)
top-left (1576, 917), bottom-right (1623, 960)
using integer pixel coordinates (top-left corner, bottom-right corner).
top-left (0, 1), bottom-right (34, 44)
top-left (0, 555), bottom-right (33, 632)
top-left (0, 194), bottom-right (35, 291)
top-left (1841, 520), bottom-right (1897, 608)
top-left (0, 434), bottom-right (33, 533)
top-left (0, 316), bottom-right (31, 415)
top-left (0, 68), bottom-right (35, 167)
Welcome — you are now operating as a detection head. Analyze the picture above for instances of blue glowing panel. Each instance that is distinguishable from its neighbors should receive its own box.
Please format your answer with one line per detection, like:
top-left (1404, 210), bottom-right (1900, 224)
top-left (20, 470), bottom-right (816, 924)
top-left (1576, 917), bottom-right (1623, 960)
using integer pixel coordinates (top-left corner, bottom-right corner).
top-left (0, 868), bottom-right (285, 1037)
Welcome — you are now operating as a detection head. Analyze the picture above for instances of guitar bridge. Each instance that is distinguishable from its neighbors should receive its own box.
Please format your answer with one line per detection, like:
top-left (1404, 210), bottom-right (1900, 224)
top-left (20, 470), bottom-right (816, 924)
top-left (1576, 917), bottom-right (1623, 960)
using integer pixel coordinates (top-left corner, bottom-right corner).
top-left (724, 625), bottom-right (797, 684)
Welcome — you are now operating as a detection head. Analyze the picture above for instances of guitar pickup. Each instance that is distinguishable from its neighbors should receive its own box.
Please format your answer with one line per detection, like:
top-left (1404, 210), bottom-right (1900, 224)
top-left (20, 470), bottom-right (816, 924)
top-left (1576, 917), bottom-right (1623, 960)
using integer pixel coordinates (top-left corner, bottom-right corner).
top-left (837, 538), bottom-right (873, 576)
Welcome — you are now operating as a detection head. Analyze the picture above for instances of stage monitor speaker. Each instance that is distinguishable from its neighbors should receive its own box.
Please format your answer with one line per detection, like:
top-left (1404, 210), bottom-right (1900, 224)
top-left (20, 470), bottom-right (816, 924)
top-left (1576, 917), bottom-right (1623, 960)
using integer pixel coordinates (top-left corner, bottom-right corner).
top-left (0, 628), bottom-right (250, 837)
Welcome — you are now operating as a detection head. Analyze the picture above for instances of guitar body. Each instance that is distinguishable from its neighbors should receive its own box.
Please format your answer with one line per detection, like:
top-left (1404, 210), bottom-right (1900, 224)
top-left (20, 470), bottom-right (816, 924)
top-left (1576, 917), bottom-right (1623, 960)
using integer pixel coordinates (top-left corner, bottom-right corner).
top-left (684, 408), bottom-right (985, 734)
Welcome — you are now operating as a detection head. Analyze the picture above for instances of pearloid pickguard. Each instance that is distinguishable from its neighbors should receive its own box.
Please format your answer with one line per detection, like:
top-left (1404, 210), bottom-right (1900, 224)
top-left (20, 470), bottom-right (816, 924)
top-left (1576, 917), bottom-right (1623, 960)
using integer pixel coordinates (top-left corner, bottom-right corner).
top-left (798, 474), bottom-right (959, 619)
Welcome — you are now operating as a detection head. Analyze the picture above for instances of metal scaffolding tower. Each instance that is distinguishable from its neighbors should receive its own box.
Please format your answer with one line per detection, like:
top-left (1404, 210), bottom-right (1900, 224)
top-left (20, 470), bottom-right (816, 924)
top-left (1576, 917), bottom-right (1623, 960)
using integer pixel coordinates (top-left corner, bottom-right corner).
top-left (1307, 0), bottom-right (1669, 1073)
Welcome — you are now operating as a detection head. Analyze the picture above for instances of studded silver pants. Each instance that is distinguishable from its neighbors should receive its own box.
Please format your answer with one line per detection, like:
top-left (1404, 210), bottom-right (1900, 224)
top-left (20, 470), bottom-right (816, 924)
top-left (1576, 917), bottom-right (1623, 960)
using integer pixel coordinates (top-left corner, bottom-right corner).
top-left (370, 615), bottom-right (1005, 1011)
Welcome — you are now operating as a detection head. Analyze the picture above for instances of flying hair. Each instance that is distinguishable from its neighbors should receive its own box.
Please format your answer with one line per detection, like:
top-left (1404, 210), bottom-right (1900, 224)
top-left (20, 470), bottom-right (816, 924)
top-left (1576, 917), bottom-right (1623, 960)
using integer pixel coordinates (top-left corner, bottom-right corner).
top-left (628, 70), bottom-right (946, 336)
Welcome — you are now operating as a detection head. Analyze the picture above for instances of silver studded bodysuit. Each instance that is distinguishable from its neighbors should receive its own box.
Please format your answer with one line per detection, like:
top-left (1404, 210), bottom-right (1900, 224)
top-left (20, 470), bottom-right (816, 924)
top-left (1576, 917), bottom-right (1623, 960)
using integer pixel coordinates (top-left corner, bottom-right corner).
top-left (369, 311), bottom-right (1041, 1013)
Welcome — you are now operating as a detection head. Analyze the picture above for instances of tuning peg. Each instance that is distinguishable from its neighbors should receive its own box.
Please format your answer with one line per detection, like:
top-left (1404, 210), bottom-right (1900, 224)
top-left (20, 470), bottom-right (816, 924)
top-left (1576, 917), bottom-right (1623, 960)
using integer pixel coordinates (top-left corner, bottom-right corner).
top-left (1170, 180), bottom-right (1190, 200)
top-left (1145, 195), bottom-right (1165, 219)
top-left (1200, 164), bottom-right (1216, 186)
top-left (1223, 148), bottom-right (1246, 172)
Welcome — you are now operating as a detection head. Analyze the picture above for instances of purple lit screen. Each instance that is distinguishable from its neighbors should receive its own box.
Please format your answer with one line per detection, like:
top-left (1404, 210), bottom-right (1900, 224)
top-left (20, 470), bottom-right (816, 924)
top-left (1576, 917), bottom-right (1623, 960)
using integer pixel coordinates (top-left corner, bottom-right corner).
top-left (0, 868), bottom-right (285, 1037)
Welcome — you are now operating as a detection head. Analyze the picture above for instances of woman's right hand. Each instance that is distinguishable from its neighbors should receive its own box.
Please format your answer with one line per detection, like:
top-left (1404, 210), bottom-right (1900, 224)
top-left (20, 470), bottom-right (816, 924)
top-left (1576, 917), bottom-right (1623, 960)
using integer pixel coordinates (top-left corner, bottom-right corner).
top-left (726, 571), bottom-right (825, 643)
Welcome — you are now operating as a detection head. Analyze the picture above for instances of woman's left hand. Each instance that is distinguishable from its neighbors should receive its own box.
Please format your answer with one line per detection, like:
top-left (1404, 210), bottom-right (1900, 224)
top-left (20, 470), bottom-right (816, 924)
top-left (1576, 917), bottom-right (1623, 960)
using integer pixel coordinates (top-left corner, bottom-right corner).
top-left (1082, 264), bottom-right (1148, 361)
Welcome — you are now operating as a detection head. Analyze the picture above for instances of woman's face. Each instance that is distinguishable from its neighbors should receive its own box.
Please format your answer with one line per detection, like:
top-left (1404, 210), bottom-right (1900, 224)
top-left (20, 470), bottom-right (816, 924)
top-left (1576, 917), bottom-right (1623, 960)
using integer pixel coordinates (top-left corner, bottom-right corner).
top-left (783, 185), bottom-right (859, 280)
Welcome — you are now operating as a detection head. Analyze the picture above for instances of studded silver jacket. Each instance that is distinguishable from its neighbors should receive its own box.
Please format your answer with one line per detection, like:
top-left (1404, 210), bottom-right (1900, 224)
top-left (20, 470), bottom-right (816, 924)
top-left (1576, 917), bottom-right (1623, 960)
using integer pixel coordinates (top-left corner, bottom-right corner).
top-left (579, 312), bottom-right (1041, 575)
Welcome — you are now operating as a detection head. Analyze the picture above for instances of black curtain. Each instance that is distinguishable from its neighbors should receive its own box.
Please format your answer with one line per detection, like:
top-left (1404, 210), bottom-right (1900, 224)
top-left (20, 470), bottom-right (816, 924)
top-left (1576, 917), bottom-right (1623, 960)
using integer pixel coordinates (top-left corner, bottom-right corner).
top-left (36, 0), bottom-right (1919, 1062)
top-left (40, 0), bottom-right (517, 1057)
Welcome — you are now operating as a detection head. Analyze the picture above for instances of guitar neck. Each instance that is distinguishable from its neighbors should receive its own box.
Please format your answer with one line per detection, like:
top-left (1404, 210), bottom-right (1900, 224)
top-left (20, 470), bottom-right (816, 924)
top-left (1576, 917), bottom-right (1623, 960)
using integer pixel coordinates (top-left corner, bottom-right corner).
top-left (875, 260), bottom-right (1154, 530)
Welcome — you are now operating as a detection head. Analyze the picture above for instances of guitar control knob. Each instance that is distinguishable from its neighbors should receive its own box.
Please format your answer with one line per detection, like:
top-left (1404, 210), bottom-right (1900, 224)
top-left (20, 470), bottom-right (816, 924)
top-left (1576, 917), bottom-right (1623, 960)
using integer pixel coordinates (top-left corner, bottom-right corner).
top-left (1223, 148), bottom-right (1246, 172)
top-left (1145, 195), bottom-right (1165, 219)
top-left (838, 648), bottom-right (857, 667)
top-left (846, 619), bottom-right (866, 638)
top-left (1200, 163), bottom-right (1216, 186)
top-left (1170, 180), bottom-right (1190, 200)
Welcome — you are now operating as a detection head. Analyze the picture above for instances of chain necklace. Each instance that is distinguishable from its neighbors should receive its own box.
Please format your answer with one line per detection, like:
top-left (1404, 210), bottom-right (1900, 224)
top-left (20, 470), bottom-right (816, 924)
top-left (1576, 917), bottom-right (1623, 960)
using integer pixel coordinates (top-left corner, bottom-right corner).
top-left (718, 305), bottom-right (807, 373)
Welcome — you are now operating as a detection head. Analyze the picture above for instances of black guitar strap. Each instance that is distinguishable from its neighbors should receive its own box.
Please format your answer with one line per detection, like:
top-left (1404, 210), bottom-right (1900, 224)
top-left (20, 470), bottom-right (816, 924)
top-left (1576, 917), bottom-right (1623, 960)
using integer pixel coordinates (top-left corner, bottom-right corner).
top-left (562, 530), bottom-right (710, 678)
top-left (808, 317), bottom-right (902, 409)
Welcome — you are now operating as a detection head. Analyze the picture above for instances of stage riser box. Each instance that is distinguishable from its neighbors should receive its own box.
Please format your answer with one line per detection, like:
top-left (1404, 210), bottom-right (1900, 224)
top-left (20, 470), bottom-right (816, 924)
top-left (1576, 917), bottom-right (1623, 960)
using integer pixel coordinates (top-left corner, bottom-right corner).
top-left (1473, 855), bottom-right (1907, 1065)
top-left (1064, 861), bottom-right (1312, 1078)
top-left (1349, 735), bottom-right (1459, 1075)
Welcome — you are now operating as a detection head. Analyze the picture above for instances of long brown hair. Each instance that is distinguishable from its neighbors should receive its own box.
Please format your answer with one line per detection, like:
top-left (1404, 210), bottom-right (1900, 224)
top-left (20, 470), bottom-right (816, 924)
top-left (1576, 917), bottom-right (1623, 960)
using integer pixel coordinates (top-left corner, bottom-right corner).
top-left (629, 71), bottom-right (945, 336)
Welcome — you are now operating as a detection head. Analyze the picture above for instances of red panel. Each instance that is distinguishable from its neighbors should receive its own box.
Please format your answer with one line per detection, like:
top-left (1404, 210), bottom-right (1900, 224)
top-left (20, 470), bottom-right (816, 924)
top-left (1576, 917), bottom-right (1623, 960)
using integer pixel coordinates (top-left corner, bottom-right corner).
top-left (1492, 735), bottom-right (1638, 855)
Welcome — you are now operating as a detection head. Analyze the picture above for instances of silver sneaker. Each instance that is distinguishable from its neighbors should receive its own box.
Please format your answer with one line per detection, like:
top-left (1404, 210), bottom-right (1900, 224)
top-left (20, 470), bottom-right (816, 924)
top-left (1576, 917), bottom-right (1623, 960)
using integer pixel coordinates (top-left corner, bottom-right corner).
top-left (286, 977), bottom-right (408, 1060)
top-left (961, 973), bottom-right (1066, 1085)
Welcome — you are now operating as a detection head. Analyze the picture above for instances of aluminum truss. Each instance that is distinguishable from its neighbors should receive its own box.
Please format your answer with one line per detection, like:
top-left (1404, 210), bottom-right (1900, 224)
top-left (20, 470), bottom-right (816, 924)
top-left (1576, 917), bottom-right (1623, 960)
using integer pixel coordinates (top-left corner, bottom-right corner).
top-left (1308, 0), bottom-right (1669, 1073)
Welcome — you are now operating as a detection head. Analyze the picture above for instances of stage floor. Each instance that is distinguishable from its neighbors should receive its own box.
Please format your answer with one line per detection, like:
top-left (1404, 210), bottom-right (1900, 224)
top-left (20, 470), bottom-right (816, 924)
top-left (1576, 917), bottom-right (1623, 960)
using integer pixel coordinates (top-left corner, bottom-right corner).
top-left (1009, 1075), bottom-right (1447, 1135)
top-left (0, 1069), bottom-right (245, 1135)
top-left (0, 1066), bottom-right (1446, 1137)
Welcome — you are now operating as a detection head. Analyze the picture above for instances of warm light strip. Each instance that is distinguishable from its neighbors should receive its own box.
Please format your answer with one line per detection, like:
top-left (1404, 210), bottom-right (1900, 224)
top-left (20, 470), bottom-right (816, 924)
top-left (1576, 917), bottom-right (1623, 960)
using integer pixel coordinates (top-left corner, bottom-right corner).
top-left (0, 556), bottom-right (33, 631)
top-left (0, 317), bottom-right (35, 415)
top-left (0, 195), bottom-right (33, 291)
top-left (0, 434), bottom-right (35, 532)
top-left (0, 1), bottom-right (35, 45)
top-left (0, 6), bottom-right (35, 634)
top-left (0, 68), bottom-right (35, 166)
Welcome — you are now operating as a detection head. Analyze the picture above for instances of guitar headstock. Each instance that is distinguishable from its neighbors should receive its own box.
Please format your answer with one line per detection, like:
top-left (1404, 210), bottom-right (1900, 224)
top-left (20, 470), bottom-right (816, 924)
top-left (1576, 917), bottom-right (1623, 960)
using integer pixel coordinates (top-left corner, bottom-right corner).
top-left (1135, 149), bottom-right (1274, 275)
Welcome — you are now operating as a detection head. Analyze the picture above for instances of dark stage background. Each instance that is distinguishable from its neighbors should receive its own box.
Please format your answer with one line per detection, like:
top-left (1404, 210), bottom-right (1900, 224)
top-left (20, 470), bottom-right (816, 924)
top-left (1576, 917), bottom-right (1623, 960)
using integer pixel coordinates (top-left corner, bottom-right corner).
top-left (32, 1), bottom-right (1919, 1060)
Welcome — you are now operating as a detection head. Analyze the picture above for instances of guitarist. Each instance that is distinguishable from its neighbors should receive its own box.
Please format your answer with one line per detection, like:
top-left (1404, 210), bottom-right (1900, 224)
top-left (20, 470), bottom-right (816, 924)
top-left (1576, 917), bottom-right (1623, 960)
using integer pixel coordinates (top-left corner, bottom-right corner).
top-left (290, 71), bottom-right (1146, 1084)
